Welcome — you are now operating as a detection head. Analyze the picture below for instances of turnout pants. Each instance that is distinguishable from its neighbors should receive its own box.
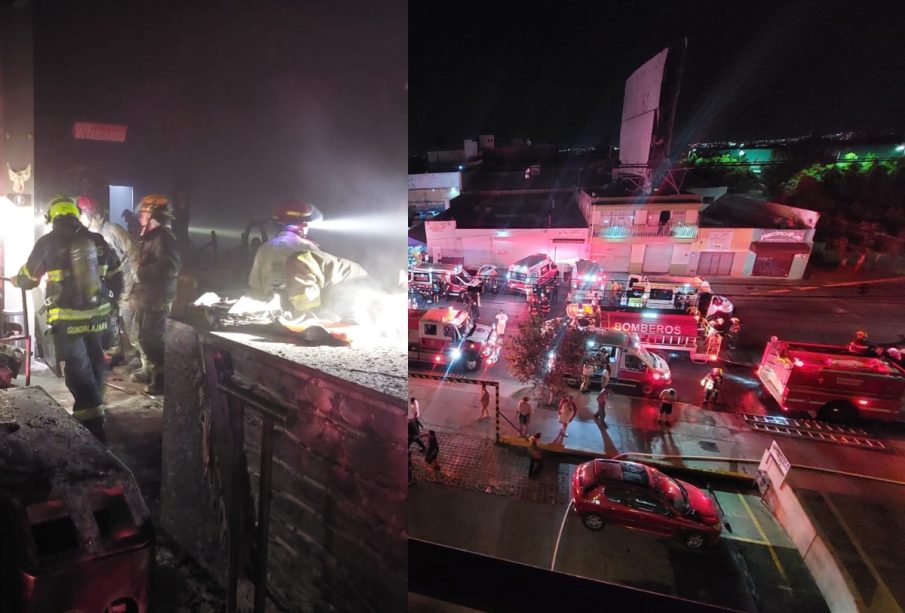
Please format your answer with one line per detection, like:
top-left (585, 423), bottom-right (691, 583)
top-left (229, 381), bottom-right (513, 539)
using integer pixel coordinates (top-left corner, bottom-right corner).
top-left (133, 302), bottom-right (170, 379)
top-left (53, 327), bottom-right (106, 415)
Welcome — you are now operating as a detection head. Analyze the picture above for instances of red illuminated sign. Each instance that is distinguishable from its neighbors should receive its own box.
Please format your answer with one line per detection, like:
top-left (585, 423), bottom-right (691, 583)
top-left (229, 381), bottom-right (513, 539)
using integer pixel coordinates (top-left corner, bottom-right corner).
top-left (72, 122), bottom-right (128, 143)
top-left (603, 312), bottom-right (699, 338)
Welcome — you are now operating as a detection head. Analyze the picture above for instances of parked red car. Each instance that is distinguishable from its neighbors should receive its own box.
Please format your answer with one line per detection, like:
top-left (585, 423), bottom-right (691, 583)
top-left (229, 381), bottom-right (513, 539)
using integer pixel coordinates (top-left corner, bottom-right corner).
top-left (570, 459), bottom-right (728, 549)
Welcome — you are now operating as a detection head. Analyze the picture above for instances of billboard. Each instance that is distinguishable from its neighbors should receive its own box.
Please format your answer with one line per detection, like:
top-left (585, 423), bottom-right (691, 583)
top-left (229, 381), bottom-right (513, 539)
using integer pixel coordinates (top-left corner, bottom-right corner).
top-left (619, 48), bottom-right (669, 169)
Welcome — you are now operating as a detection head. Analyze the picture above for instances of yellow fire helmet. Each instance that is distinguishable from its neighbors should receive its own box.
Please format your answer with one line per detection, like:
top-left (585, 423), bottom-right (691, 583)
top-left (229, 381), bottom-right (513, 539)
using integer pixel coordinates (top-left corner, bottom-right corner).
top-left (45, 196), bottom-right (80, 224)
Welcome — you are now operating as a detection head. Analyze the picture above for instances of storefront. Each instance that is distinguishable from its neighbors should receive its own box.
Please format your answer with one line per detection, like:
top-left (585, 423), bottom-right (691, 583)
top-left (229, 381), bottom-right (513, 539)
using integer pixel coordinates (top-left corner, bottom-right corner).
top-left (749, 242), bottom-right (811, 277)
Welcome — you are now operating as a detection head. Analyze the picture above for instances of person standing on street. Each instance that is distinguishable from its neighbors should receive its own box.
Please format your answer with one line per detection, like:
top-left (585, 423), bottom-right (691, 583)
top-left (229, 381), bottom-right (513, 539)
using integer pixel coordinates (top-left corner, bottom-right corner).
top-left (11, 196), bottom-right (123, 441)
top-left (130, 195), bottom-right (182, 395)
top-left (494, 309), bottom-right (509, 337)
top-left (580, 360), bottom-right (594, 393)
top-left (408, 396), bottom-right (425, 451)
top-left (480, 383), bottom-right (491, 419)
top-left (595, 385), bottom-right (609, 427)
top-left (554, 394), bottom-right (577, 444)
top-left (408, 417), bottom-right (426, 452)
top-left (409, 396), bottom-right (422, 425)
top-left (517, 395), bottom-right (532, 437)
top-left (658, 387), bottom-right (678, 425)
top-left (77, 196), bottom-right (138, 367)
top-left (528, 432), bottom-right (543, 477)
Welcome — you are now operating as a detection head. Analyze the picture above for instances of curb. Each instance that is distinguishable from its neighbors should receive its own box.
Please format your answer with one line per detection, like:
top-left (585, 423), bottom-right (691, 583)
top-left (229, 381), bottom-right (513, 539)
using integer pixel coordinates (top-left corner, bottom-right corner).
top-left (498, 434), bottom-right (757, 486)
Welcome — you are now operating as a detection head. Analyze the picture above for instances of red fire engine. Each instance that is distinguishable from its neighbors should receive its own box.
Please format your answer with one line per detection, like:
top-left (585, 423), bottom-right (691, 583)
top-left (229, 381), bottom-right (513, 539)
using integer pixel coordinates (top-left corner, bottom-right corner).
top-left (566, 304), bottom-right (722, 363)
top-left (408, 307), bottom-right (501, 372)
top-left (757, 337), bottom-right (905, 422)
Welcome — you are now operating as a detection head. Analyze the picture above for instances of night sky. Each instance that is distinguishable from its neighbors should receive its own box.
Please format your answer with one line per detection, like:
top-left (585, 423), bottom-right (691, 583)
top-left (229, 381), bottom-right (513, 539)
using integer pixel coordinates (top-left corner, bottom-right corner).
top-left (409, 0), bottom-right (905, 153)
top-left (32, 0), bottom-right (407, 279)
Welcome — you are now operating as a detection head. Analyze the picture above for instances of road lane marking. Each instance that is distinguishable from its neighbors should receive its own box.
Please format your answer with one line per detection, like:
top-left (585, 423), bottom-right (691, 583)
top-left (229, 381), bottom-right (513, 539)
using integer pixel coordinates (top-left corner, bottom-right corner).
top-left (822, 493), bottom-right (904, 613)
top-left (551, 501), bottom-right (573, 571)
top-left (737, 493), bottom-right (787, 582)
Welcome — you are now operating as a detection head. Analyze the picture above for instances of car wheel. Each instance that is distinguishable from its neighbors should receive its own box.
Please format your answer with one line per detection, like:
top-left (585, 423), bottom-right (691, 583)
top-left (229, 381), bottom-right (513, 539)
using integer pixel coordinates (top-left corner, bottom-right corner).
top-left (818, 401), bottom-right (857, 424)
top-left (683, 531), bottom-right (706, 549)
top-left (582, 513), bottom-right (605, 531)
top-left (641, 384), bottom-right (654, 396)
top-left (463, 353), bottom-right (480, 372)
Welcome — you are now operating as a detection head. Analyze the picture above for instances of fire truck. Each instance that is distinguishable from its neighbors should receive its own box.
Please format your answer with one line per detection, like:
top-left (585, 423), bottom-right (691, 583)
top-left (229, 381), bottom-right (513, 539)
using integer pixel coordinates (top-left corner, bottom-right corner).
top-left (408, 307), bottom-right (501, 372)
top-left (757, 337), bottom-right (905, 422)
top-left (565, 304), bottom-right (722, 363)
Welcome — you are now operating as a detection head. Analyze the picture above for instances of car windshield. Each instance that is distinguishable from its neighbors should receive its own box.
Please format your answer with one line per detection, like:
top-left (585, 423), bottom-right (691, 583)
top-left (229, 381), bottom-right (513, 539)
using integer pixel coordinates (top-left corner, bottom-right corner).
top-left (636, 345), bottom-right (656, 367)
top-left (655, 472), bottom-right (688, 514)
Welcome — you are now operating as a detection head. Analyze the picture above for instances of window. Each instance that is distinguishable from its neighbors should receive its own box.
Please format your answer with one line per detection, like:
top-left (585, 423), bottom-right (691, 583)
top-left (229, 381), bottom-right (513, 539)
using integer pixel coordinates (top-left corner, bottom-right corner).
top-left (443, 324), bottom-right (459, 339)
top-left (624, 354), bottom-right (645, 372)
top-left (649, 288), bottom-right (673, 301)
top-left (423, 323), bottom-right (437, 335)
top-left (604, 485), bottom-right (632, 505)
top-left (630, 491), bottom-right (669, 515)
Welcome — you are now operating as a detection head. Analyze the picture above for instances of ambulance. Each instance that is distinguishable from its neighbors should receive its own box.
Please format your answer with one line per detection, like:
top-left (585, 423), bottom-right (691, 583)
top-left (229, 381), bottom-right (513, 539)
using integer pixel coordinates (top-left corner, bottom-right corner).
top-left (506, 254), bottom-right (557, 295)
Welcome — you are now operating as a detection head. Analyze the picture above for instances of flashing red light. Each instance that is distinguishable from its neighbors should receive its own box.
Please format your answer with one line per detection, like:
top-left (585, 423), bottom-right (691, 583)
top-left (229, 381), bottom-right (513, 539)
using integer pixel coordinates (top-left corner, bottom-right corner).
top-left (435, 356), bottom-right (441, 362)
top-left (709, 354), bottom-right (718, 361)
top-left (858, 399), bottom-right (868, 406)
top-left (653, 373), bottom-right (661, 380)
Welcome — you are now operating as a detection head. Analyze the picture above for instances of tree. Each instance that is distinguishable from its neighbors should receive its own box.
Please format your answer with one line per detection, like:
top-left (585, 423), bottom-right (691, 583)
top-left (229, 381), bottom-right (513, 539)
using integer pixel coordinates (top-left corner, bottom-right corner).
top-left (503, 313), bottom-right (550, 391)
top-left (504, 316), bottom-right (591, 405)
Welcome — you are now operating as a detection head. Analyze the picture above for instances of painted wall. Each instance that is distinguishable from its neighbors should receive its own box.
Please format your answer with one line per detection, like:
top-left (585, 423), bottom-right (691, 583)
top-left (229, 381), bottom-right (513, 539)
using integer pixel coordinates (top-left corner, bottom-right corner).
top-left (424, 220), bottom-right (588, 268)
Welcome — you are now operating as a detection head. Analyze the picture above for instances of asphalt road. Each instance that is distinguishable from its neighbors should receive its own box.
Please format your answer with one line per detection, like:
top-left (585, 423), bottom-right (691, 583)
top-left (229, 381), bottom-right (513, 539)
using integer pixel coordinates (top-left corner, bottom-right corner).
top-left (409, 477), bottom-right (827, 613)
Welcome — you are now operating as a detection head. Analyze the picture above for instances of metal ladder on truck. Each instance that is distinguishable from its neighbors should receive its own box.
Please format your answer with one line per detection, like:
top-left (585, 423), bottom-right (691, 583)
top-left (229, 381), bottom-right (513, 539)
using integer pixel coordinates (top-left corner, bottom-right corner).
top-left (690, 316), bottom-right (722, 364)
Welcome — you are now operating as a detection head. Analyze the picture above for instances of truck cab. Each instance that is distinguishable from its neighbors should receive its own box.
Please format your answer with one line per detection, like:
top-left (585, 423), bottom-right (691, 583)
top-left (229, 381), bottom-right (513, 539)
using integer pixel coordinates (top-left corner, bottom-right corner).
top-left (408, 307), bottom-right (500, 371)
top-left (555, 327), bottom-right (672, 396)
top-left (409, 262), bottom-right (482, 298)
top-left (507, 254), bottom-right (557, 296)
top-left (569, 259), bottom-right (608, 303)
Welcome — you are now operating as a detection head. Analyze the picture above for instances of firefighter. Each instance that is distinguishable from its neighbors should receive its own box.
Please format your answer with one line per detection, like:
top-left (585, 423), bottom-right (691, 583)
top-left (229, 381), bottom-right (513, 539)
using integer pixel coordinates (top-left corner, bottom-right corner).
top-left (10, 196), bottom-right (123, 440)
top-left (248, 199), bottom-right (322, 299)
top-left (726, 317), bottom-right (741, 349)
top-left (77, 195), bottom-right (139, 366)
top-left (250, 200), bottom-right (369, 317)
top-left (848, 330), bottom-right (871, 355)
top-left (701, 367), bottom-right (724, 404)
top-left (130, 194), bottom-right (182, 395)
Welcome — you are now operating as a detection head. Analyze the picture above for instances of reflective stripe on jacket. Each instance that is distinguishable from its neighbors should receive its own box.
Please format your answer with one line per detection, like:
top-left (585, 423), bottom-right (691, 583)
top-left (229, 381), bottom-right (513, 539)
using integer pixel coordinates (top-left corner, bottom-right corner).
top-left (16, 216), bottom-right (123, 331)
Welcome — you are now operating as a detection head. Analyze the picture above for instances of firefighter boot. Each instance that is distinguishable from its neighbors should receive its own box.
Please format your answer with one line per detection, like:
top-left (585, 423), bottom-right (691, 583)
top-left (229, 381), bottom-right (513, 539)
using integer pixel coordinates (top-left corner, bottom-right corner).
top-left (145, 367), bottom-right (165, 396)
top-left (130, 363), bottom-right (152, 385)
top-left (74, 406), bottom-right (107, 445)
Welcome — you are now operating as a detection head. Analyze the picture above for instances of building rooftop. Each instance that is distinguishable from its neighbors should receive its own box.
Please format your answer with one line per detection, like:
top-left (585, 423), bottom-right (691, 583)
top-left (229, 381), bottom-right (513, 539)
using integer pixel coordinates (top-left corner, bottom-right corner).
top-left (431, 191), bottom-right (587, 229)
top-left (700, 194), bottom-right (814, 229)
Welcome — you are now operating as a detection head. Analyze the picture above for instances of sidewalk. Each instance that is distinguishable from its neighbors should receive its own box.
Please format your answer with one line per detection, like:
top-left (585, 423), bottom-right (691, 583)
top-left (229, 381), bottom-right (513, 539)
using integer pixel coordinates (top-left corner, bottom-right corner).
top-left (411, 374), bottom-right (905, 486)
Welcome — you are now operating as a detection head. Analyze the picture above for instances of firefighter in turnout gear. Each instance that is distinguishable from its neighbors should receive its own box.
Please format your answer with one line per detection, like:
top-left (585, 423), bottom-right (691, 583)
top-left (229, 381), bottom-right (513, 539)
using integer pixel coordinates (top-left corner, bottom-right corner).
top-left (78, 195), bottom-right (139, 365)
top-left (130, 194), bottom-right (182, 395)
top-left (248, 199), bottom-right (369, 316)
top-left (701, 367), bottom-right (724, 404)
top-left (248, 199), bottom-right (322, 299)
top-left (11, 196), bottom-right (123, 440)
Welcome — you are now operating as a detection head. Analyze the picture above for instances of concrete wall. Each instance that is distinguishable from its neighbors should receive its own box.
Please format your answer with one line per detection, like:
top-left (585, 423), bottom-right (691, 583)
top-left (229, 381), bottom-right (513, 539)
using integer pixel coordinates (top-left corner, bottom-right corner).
top-left (425, 221), bottom-right (589, 269)
top-left (161, 320), bottom-right (407, 612)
